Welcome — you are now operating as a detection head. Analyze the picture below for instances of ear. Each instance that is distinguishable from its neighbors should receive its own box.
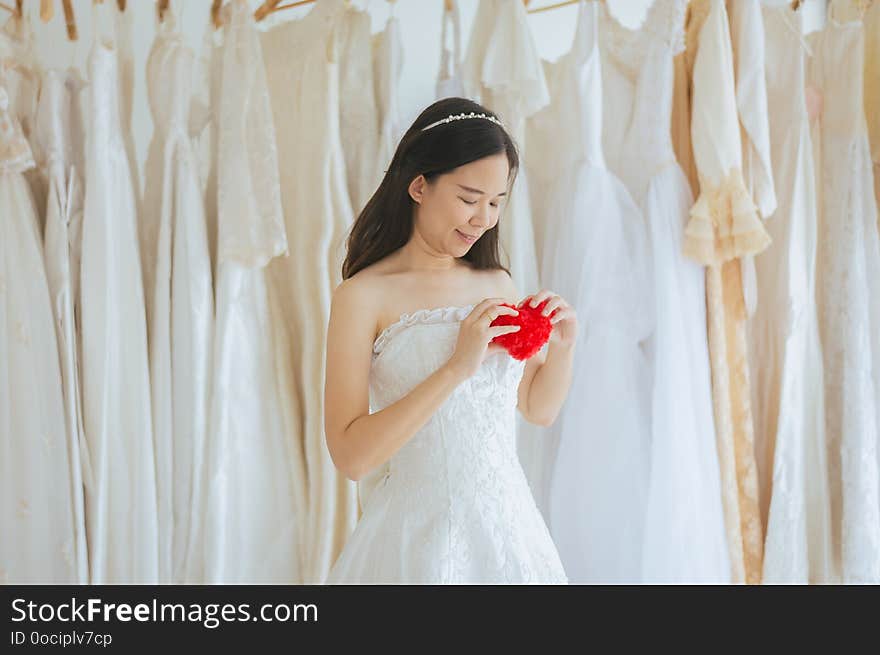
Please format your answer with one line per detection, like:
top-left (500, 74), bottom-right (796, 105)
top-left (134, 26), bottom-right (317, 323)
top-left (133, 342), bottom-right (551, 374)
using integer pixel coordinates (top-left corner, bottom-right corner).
top-left (408, 174), bottom-right (427, 205)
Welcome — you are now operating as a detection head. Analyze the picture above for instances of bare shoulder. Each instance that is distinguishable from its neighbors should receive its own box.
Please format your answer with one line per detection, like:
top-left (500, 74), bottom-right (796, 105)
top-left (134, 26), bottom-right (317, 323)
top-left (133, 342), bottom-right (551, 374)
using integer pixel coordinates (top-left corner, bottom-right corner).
top-left (486, 267), bottom-right (521, 304)
top-left (331, 268), bottom-right (383, 336)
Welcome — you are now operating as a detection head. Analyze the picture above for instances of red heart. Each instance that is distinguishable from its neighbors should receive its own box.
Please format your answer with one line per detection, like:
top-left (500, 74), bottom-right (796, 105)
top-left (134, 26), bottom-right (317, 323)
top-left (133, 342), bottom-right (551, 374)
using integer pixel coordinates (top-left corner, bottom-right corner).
top-left (490, 299), bottom-right (554, 361)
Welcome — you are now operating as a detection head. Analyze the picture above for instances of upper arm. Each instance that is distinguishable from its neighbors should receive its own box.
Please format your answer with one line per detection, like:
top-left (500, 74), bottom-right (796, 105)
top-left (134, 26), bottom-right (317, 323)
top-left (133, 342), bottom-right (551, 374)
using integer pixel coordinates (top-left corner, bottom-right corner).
top-left (493, 270), bottom-right (548, 424)
top-left (324, 277), bottom-right (377, 466)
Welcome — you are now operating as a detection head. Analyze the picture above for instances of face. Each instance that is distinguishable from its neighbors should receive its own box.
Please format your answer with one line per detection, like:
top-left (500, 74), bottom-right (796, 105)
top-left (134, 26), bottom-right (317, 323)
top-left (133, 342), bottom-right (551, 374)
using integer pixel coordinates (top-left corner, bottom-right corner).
top-left (408, 153), bottom-right (510, 256)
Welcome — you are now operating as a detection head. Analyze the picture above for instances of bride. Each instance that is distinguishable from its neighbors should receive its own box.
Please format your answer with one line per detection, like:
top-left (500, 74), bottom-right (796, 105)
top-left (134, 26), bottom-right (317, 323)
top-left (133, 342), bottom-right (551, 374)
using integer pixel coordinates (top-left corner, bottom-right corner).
top-left (324, 97), bottom-right (576, 584)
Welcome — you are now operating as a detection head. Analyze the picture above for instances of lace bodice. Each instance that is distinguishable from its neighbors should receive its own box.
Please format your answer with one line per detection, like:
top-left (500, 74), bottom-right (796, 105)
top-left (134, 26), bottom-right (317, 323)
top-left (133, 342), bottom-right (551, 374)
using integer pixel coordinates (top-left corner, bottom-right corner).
top-left (359, 304), bottom-right (527, 509)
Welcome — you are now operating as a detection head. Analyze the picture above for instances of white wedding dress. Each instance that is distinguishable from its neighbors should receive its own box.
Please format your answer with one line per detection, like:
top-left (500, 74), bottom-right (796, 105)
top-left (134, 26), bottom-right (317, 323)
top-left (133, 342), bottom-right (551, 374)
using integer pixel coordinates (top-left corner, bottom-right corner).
top-left (528, 0), bottom-right (653, 582)
top-left (809, 13), bottom-right (880, 583)
top-left (327, 305), bottom-right (568, 584)
top-left (0, 19), bottom-right (80, 584)
top-left (80, 33), bottom-right (159, 584)
top-left (143, 10), bottom-right (214, 584)
top-left (599, 0), bottom-right (730, 582)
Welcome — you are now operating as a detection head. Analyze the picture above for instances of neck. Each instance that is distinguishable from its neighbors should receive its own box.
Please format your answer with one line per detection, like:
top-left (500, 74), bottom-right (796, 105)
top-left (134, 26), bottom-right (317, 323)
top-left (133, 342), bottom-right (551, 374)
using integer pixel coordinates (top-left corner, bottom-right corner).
top-left (395, 232), bottom-right (465, 272)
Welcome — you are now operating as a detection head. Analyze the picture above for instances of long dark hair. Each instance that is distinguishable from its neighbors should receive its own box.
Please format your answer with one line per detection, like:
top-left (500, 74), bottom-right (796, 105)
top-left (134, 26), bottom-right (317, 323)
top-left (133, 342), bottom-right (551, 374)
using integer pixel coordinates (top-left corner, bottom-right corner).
top-left (342, 97), bottom-right (519, 279)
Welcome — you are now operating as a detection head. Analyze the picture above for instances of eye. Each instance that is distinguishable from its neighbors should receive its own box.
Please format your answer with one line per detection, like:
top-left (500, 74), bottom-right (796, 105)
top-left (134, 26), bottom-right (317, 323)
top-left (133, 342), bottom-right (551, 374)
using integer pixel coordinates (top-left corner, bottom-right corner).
top-left (460, 198), bottom-right (477, 205)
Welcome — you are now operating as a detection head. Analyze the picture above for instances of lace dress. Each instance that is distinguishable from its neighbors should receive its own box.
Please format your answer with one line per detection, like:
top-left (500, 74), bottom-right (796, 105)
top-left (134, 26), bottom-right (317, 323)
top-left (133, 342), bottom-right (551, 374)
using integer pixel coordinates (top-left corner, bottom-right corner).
top-left (809, 14), bottom-right (880, 583)
top-left (327, 305), bottom-right (568, 584)
top-left (749, 4), bottom-right (833, 584)
top-left (200, 0), bottom-right (299, 584)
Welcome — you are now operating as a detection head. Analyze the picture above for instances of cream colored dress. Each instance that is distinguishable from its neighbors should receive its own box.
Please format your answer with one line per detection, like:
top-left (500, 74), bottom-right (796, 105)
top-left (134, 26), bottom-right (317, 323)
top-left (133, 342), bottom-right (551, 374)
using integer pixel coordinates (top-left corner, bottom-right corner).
top-left (683, 0), bottom-right (771, 585)
top-left (752, 3), bottom-right (834, 584)
top-left (0, 17), bottom-right (81, 584)
top-left (338, 2), bottom-right (379, 216)
top-left (808, 11), bottom-right (880, 584)
top-left (262, 0), bottom-right (358, 584)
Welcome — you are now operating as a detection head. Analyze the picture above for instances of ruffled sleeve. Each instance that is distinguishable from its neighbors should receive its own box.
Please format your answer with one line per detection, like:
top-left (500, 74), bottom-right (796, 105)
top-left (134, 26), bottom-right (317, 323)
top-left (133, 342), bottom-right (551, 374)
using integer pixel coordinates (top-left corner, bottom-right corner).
top-left (683, 0), bottom-right (771, 266)
top-left (0, 85), bottom-right (35, 173)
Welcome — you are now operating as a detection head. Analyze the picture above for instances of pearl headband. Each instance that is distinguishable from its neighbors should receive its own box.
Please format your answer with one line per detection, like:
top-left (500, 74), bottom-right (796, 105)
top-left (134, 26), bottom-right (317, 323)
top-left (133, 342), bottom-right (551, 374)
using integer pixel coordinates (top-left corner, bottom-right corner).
top-left (421, 111), bottom-right (505, 132)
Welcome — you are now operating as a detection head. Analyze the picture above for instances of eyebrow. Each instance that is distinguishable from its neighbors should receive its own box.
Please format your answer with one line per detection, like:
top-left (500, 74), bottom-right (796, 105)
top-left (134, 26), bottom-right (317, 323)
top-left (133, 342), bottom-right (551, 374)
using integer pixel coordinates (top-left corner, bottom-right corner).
top-left (457, 184), bottom-right (508, 197)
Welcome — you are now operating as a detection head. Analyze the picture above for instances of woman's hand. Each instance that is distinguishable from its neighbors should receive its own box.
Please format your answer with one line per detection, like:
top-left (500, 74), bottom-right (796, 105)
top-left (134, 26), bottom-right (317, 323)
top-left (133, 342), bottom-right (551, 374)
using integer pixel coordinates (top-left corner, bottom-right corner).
top-left (520, 290), bottom-right (578, 349)
top-left (446, 298), bottom-right (521, 380)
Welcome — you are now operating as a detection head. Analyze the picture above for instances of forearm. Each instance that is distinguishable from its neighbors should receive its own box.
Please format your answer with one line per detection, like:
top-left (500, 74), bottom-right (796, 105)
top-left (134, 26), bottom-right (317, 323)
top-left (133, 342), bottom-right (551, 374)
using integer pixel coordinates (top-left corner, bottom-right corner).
top-left (526, 340), bottom-right (575, 426)
top-left (334, 363), bottom-right (466, 480)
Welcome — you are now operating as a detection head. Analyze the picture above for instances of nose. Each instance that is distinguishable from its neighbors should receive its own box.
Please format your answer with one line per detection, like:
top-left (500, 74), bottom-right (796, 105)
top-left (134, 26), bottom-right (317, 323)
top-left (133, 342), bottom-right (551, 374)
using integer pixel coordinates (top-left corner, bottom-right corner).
top-left (471, 203), bottom-right (493, 228)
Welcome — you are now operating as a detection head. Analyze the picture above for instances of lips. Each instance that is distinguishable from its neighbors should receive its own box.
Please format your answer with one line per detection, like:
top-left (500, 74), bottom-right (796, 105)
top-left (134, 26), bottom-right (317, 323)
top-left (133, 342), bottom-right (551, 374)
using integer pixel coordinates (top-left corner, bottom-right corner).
top-left (456, 229), bottom-right (478, 243)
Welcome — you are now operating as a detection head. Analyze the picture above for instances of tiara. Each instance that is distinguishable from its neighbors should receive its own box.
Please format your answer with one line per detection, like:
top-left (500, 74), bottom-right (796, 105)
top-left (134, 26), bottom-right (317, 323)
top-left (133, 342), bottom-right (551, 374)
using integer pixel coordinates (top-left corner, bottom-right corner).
top-left (421, 111), bottom-right (505, 132)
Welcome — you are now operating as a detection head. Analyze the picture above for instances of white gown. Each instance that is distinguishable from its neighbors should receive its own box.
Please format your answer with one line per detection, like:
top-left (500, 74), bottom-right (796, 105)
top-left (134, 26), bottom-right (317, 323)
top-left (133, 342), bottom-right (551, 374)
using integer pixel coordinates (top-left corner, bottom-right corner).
top-left (338, 2), bottom-right (379, 215)
top-left (372, 13), bottom-right (403, 186)
top-left (809, 16), bottom-right (880, 583)
top-left (80, 34), bottom-right (159, 584)
top-left (436, 0), bottom-right (464, 100)
top-left (201, 0), bottom-right (298, 584)
top-left (34, 66), bottom-right (90, 584)
top-left (599, 0), bottom-right (730, 582)
top-left (0, 25), bottom-right (80, 585)
top-left (143, 11), bottom-right (214, 584)
top-left (528, 0), bottom-right (653, 583)
top-left (750, 5), bottom-right (834, 584)
top-left (261, 0), bottom-right (358, 583)
top-left (327, 304), bottom-right (568, 584)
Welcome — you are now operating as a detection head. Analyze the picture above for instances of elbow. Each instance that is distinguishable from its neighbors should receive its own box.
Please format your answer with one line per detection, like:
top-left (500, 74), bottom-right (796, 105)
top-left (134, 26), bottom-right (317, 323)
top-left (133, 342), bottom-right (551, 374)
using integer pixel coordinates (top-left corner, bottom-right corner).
top-left (521, 405), bottom-right (557, 428)
top-left (533, 413), bottom-right (556, 428)
top-left (326, 433), bottom-right (367, 482)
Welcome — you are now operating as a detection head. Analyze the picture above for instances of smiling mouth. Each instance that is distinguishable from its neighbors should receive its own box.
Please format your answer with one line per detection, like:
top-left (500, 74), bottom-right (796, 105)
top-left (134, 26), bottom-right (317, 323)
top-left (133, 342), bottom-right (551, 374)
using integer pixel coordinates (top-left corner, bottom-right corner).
top-left (456, 229), bottom-right (478, 243)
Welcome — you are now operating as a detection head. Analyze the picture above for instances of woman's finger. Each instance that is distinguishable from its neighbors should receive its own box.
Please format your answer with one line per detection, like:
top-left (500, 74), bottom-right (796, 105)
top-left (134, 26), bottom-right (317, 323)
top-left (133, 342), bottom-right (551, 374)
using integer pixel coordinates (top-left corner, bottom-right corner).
top-left (527, 289), bottom-right (553, 308)
top-left (468, 297), bottom-right (506, 322)
top-left (541, 295), bottom-right (564, 316)
top-left (549, 307), bottom-right (574, 324)
top-left (489, 324), bottom-right (520, 338)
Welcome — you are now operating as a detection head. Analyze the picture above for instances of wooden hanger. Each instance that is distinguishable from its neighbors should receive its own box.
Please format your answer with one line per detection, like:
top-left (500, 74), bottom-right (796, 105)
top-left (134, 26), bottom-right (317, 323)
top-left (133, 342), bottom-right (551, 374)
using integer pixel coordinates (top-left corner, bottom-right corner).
top-left (527, 0), bottom-right (597, 15)
top-left (211, 0), bottom-right (223, 28)
top-left (157, 0), bottom-right (169, 22)
top-left (790, 0), bottom-right (801, 10)
top-left (62, 0), bottom-right (76, 39)
top-left (40, 0), bottom-right (53, 21)
top-left (254, 0), bottom-right (285, 22)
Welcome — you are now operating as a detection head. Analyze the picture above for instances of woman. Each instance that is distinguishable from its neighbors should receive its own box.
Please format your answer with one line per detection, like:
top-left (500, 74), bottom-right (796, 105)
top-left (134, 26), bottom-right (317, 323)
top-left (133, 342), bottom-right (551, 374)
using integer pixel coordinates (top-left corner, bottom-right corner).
top-left (324, 97), bottom-right (576, 583)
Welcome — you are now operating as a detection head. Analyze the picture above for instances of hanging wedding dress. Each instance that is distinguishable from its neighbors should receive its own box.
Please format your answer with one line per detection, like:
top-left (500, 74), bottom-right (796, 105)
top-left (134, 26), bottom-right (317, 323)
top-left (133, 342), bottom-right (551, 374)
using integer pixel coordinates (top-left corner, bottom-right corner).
top-left (201, 0), bottom-right (299, 584)
top-left (750, 3), bottom-right (833, 584)
top-left (599, 0), bottom-right (730, 583)
top-left (142, 9), bottom-right (214, 584)
top-left (33, 65), bottom-right (90, 584)
top-left (461, 0), bottom-right (551, 509)
top-left (528, 0), bottom-right (653, 583)
top-left (808, 12), bottom-right (880, 584)
top-left (832, 0), bottom-right (879, 219)
top-left (261, 0), bottom-right (357, 584)
top-left (436, 0), bottom-right (464, 100)
top-left (0, 18), bottom-right (80, 584)
top-left (326, 304), bottom-right (567, 584)
top-left (683, 0), bottom-right (771, 585)
top-left (461, 0), bottom-right (546, 294)
top-left (338, 2), bottom-right (379, 215)
top-left (80, 13), bottom-right (159, 584)
top-left (372, 11), bottom-right (403, 188)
